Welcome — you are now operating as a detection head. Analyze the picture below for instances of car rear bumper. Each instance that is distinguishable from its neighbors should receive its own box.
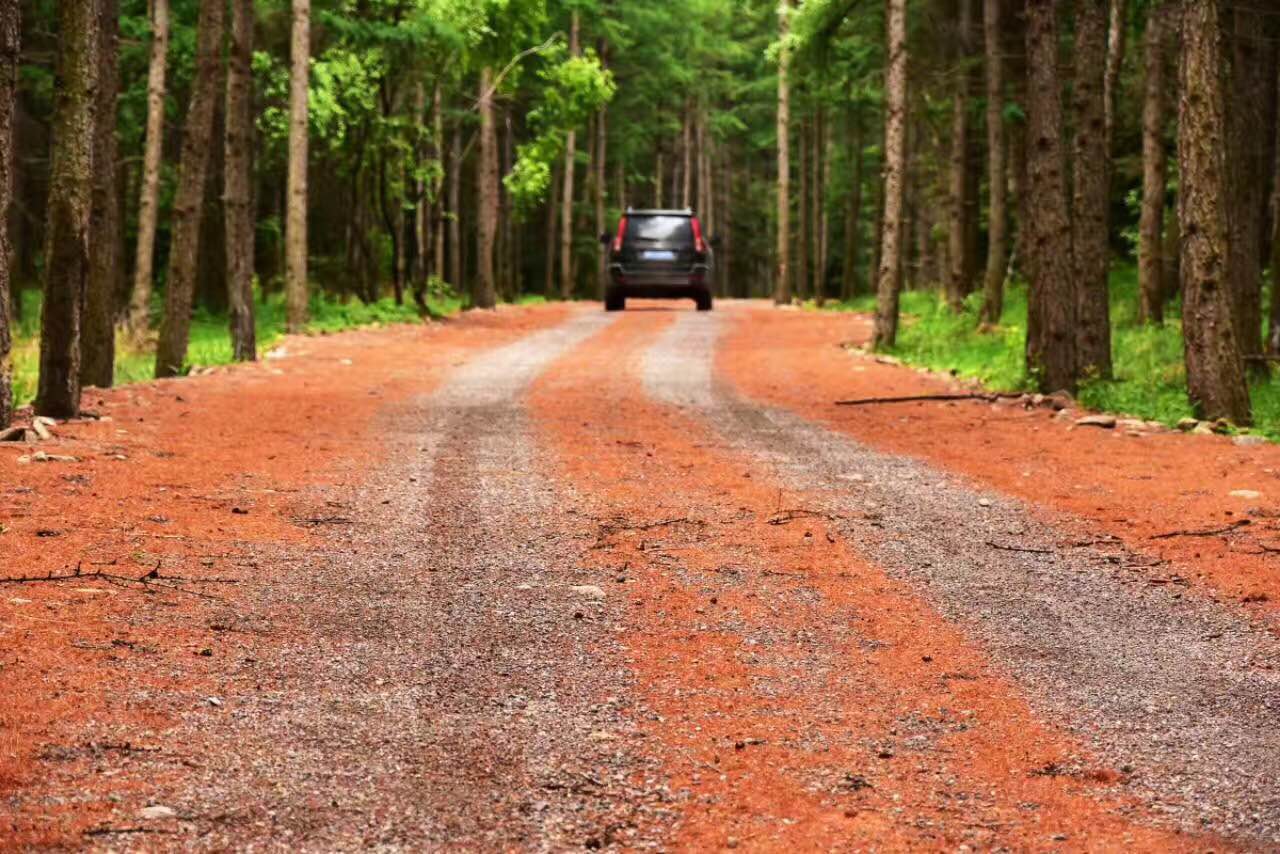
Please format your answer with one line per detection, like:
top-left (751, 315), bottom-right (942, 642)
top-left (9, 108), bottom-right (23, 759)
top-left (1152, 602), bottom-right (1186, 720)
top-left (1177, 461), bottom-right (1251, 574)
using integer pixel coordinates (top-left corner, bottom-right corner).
top-left (609, 264), bottom-right (711, 292)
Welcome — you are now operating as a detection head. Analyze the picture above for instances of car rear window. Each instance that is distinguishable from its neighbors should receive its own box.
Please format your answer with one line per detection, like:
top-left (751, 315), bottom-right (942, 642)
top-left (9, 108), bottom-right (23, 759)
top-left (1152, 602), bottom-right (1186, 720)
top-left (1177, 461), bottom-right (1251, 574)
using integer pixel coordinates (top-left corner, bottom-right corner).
top-left (627, 216), bottom-right (693, 244)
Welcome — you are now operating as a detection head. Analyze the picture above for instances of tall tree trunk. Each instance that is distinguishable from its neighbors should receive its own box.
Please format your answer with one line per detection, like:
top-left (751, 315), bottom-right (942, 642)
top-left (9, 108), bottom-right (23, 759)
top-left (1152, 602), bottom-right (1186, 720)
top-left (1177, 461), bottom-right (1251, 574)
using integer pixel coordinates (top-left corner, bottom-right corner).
top-left (284, 0), bottom-right (310, 332)
top-left (432, 84), bottom-right (444, 283)
top-left (841, 101), bottom-right (864, 302)
top-left (1178, 0), bottom-right (1250, 424)
top-left (945, 0), bottom-right (975, 311)
top-left (1137, 0), bottom-right (1169, 325)
top-left (225, 0), bottom-right (255, 361)
top-left (1226, 4), bottom-right (1279, 364)
top-left (979, 0), bottom-right (1008, 325)
top-left (154, 0), bottom-right (222, 378)
top-left (558, 13), bottom-right (580, 301)
top-left (681, 98), bottom-right (693, 208)
top-left (476, 66), bottom-right (498, 309)
top-left (544, 161), bottom-right (560, 297)
top-left (37, 0), bottom-right (98, 416)
top-left (1103, 0), bottom-right (1128, 152)
top-left (82, 0), bottom-right (120, 389)
top-left (1073, 0), bottom-right (1113, 378)
top-left (654, 150), bottom-right (664, 208)
top-left (797, 113), bottom-right (810, 301)
top-left (774, 0), bottom-right (792, 304)
top-left (721, 155), bottom-right (733, 296)
top-left (815, 108), bottom-right (829, 306)
top-left (1023, 0), bottom-right (1078, 394)
top-left (0, 0), bottom-right (16, 428)
top-left (126, 0), bottom-right (168, 335)
top-left (873, 0), bottom-right (908, 347)
top-left (448, 123), bottom-right (462, 290)
top-left (595, 102), bottom-right (607, 299)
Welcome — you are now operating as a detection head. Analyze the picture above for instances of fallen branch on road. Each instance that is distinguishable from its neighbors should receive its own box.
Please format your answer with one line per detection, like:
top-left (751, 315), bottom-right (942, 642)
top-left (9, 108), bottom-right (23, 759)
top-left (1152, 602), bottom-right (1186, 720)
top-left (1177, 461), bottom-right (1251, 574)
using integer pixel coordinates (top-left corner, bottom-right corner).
top-left (1150, 519), bottom-right (1250, 540)
top-left (834, 392), bottom-right (1025, 407)
top-left (985, 540), bottom-right (1055, 555)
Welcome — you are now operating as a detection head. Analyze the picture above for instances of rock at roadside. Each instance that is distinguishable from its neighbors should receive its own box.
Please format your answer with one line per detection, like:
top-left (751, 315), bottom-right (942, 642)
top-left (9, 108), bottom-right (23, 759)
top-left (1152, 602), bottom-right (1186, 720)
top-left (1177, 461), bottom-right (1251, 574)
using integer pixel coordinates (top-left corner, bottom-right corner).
top-left (1177, 417), bottom-right (1199, 432)
top-left (138, 805), bottom-right (177, 820)
top-left (1074, 415), bottom-right (1117, 429)
top-left (1230, 489), bottom-right (1263, 500)
top-left (1233, 435), bottom-right (1269, 448)
top-left (570, 584), bottom-right (606, 600)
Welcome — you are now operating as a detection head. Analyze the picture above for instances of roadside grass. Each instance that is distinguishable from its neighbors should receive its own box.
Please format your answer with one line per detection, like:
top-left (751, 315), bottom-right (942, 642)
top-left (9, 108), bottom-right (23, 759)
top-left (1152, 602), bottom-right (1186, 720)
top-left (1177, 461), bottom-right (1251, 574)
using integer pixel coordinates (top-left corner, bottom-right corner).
top-left (10, 289), bottom-right (461, 407)
top-left (822, 265), bottom-right (1280, 439)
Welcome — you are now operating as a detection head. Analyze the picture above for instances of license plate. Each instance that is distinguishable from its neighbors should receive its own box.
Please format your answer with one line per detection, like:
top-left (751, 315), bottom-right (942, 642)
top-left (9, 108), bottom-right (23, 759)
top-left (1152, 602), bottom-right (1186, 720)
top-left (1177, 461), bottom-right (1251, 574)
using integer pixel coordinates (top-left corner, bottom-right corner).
top-left (642, 250), bottom-right (677, 262)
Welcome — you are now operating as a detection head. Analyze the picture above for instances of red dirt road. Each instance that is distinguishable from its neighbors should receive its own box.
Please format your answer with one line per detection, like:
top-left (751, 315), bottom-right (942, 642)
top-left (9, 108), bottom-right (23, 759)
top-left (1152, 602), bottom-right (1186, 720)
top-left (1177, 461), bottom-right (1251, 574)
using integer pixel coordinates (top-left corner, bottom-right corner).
top-left (2, 300), bottom-right (1277, 849)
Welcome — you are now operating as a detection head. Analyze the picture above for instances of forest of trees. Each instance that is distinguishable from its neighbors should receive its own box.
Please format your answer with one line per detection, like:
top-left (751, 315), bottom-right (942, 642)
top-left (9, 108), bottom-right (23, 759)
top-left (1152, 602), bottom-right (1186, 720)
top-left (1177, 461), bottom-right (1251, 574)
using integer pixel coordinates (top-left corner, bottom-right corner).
top-left (0, 0), bottom-right (1278, 428)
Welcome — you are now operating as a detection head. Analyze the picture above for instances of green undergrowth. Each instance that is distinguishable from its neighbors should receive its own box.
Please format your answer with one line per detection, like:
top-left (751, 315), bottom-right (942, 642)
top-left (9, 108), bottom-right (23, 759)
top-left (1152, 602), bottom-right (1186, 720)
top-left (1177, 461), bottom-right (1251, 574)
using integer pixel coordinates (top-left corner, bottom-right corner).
top-left (822, 265), bottom-right (1280, 441)
top-left (9, 288), bottom-right (463, 407)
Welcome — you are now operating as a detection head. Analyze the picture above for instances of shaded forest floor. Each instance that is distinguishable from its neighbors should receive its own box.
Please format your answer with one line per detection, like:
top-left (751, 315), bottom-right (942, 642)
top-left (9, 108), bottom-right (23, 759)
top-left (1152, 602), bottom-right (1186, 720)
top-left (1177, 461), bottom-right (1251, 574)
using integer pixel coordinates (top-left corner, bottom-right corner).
top-left (825, 266), bottom-right (1280, 438)
top-left (3, 301), bottom-right (1280, 848)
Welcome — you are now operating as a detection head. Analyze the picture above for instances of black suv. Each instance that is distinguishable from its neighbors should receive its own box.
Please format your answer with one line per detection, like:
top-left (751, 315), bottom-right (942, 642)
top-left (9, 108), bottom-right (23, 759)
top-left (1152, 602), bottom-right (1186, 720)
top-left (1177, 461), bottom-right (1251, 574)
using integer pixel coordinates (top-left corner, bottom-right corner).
top-left (603, 209), bottom-right (714, 311)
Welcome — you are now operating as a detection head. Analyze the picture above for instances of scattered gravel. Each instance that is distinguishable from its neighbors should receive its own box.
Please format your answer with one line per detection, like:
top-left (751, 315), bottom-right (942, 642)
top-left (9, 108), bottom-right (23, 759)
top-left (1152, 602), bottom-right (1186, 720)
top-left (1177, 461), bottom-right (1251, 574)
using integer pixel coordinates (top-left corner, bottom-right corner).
top-left (644, 310), bottom-right (1280, 846)
top-left (82, 311), bottom-right (674, 849)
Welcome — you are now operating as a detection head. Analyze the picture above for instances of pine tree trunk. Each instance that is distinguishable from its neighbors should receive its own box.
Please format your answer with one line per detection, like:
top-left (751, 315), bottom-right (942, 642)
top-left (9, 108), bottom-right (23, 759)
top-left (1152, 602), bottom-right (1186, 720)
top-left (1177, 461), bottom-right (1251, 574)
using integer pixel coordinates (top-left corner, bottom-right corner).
top-left (873, 0), bottom-right (908, 347)
top-left (1137, 1), bottom-right (1169, 325)
top-left (595, 102), bottom-right (607, 299)
top-left (154, 0), bottom-right (222, 378)
top-left (449, 124), bottom-right (462, 290)
top-left (654, 151), bottom-right (664, 208)
top-left (1226, 4), bottom-right (1278, 363)
top-left (841, 103), bottom-right (864, 302)
top-left (225, 0), bottom-right (255, 361)
top-left (126, 0), bottom-right (168, 335)
top-left (945, 0), bottom-right (975, 312)
top-left (681, 98), bottom-right (693, 208)
top-left (284, 0), bottom-right (310, 332)
top-left (81, 0), bottom-right (120, 389)
top-left (1177, 0), bottom-right (1251, 424)
top-left (476, 67), bottom-right (499, 310)
top-left (432, 84), bottom-right (444, 282)
top-left (979, 0), bottom-right (1007, 325)
top-left (0, 0), bottom-right (16, 428)
top-left (1023, 0), bottom-right (1078, 394)
top-left (797, 113), bottom-right (810, 301)
top-left (774, 0), bottom-right (792, 304)
top-left (558, 13), bottom-right (580, 301)
top-left (37, 0), bottom-right (98, 416)
top-left (1103, 0), bottom-right (1128, 152)
top-left (1072, 0), bottom-right (1113, 378)
top-left (815, 109), bottom-right (829, 306)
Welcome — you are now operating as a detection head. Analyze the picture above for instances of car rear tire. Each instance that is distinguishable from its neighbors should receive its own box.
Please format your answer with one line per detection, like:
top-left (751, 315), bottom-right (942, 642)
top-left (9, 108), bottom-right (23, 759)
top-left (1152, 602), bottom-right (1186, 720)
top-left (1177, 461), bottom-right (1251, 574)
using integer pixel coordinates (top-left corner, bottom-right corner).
top-left (605, 290), bottom-right (626, 312)
top-left (695, 290), bottom-right (714, 312)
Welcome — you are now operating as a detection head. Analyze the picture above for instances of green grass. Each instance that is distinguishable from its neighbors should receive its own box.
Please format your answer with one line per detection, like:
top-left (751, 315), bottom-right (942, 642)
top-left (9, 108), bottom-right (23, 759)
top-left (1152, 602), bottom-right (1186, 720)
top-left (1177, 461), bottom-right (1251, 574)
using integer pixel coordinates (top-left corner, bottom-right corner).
top-left (821, 265), bottom-right (1280, 440)
top-left (10, 288), bottom-right (462, 407)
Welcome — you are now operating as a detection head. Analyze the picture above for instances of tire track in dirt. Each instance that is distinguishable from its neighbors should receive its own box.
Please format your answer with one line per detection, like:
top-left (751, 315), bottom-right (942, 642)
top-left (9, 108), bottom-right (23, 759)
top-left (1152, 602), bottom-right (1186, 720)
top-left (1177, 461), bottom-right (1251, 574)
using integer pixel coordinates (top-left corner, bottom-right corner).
top-left (645, 308), bottom-right (1280, 846)
top-left (530, 307), bottom-right (1196, 851)
top-left (7, 309), bottom-right (683, 849)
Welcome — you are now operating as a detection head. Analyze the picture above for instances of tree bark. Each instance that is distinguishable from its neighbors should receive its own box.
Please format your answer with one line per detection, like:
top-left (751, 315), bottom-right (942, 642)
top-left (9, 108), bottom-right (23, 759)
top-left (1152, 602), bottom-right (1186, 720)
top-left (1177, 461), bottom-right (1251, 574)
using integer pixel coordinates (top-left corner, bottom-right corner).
top-left (1177, 0), bottom-right (1250, 424)
top-left (1023, 0), bottom-right (1078, 394)
top-left (873, 0), bottom-right (908, 347)
top-left (476, 66), bottom-right (498, 309)
top-left (797, 113), bottom-right (810, 301)
top-left (225, 0), bottom-right (255, 360)
top-left (979, 0), bottom-right (1008, 325)
top-left (1226, 3), bottom-right (1278, 363)
top-left (595, 101), bottom-right (607, 299)
top-left (1103, 0), bottom-right (1128, 152)
top-left (946, 0), bottom-right (976, 311)
top-left (681, 98), bottom-right (693, 208)
top-left (0, 0), bottom-right (16, 428)
top-left (37, 0), bottom-right (98, 416)
top-left (1072, 0), bottom-right (1113, 378)
top-left (81, 0), bottom-right (119, 389)
top-left (284, 0), bottom-right (310, 331)
top-left (816, 109), bottom-right (830, 306)
top-left (126, 0), bottom-right (168, 335)
top-left (1137, 1), bottom-right (1169, 324)
top-left (558, 13), bottom-right (580, 301)
top-left (774, 0), bottom-right (792, 304)
top-left (449, 123), bottom-right (462, 290)
top-left (841, 102), bottom-right (864, 302)
top-left (154, 0), bottom-right (222, 378)
top-left (432, 84), bottom-right (444, 283)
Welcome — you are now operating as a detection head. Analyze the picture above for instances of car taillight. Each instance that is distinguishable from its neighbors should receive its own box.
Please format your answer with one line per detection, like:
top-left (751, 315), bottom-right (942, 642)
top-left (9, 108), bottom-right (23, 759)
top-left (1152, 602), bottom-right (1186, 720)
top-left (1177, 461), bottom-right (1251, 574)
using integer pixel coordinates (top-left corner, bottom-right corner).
top-left (691, 216), bottom-right (706, 254)
top-left (612, 216), bottom-right (628, 253)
